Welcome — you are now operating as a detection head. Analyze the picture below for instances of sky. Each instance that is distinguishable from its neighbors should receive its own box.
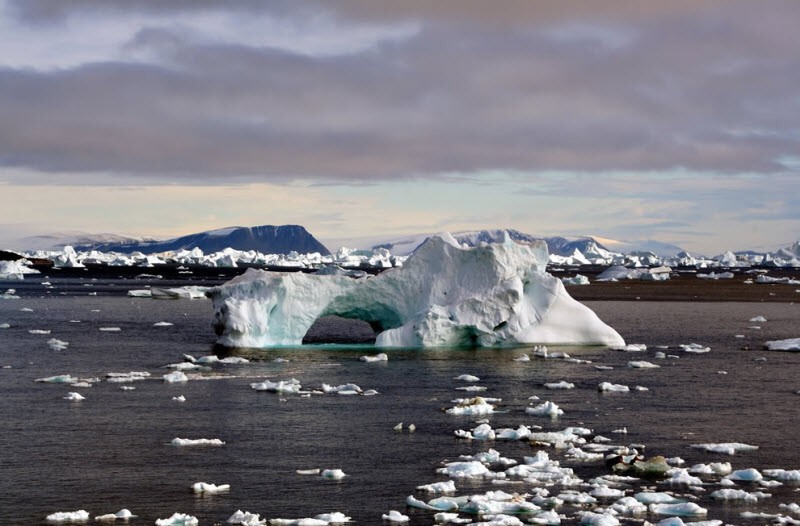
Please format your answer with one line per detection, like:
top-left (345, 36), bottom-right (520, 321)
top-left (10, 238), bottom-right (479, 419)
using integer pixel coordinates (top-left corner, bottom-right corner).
top-left (1, 0), bottom-right (798, 255)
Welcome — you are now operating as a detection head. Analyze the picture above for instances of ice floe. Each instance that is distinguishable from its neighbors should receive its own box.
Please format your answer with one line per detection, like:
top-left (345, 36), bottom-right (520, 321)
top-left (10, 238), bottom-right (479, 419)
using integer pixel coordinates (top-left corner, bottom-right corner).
top-left (191, 481), bottom-right (230, 494)
top-left (764, 338), bottom-right (800, 351)
top-left (63, 392), bottom-right (85, 401)
top-left (446, 397), bottom-right (496, 416)
top-left (690, 442), bottom-right (759, 455)
top-left (526, 401), bottom-right (564, 416)
top-left (154, 512), bottom-right (199, 525)
top-left (94, 509), bottom-right (135, 521)
top-left (163, 371), bottom-right (189, 383)
top-left (360, 352), bottom-right (388, 362)
top-left (45, 510), bottom-right (90, 522)
top-left (170, 437), bottom-right (225, 446)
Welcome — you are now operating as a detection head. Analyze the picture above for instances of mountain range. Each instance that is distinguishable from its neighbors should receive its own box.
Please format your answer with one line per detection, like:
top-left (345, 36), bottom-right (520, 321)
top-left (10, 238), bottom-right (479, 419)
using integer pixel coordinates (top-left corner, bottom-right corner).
top-left (70, 225), bottom-right (330, 256)
top-left (11, 224), bottom-right (687, 258)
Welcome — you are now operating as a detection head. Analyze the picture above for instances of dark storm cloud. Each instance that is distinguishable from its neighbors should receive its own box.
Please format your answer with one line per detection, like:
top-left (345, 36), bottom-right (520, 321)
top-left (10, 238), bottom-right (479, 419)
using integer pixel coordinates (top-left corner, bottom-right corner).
top-left (1, 0), bottom-right (799, 182)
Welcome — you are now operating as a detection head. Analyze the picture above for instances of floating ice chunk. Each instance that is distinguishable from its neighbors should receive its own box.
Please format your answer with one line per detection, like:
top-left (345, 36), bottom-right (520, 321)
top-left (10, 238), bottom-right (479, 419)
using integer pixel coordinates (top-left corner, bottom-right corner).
top-left (562, 274), bottom-right (590, 286)
top-left (779, 503), bottom-right (800, 514)
top-left (64, 392), bottom-right (85, 401)
top-left (99, 327), bottom-right (121, 332)
top-left (611, 343), bottom-right (647, 352)
top-left (47, 338), bottom-right (70, 350)
top-left (446, 396), bottom-right (495, 415)
top-left (634, 492), bottom-right (685, 504)
top-left (29, 329), bottom-right (51, 334)
top-left (628, 360), bottom-right (660, 369)
top-left (154, 321), bottom-right (174, 327)
top-left (382, 510), bottom-right (409, 522)
top-left (456, 385), bottom-right (487, 392)
top-left (749, 316), bottom-right (768, 322)
top-left (679, 343), bottom-right (710, 353)
top-left (154, 512), bottom-right (198, 525)
top-left (437, 460), bottom-right (491, 479)
top-left (598, 382), bottom-right (629, 392)
top-left (360, 353), bottom-right (388, 362)
top-left (163, 371), bottom-right (188, 383)
top-left (363, 389), bottom-right (380, 396)
top-left (526, 401), bottom-right (564, 416)
top-left (513, 354), bottom-right (530, 362)
top-left (763, 469), bottom-right (800, 481)
top-left (322, 383), bottom-right (362, 394)
top-left (250, 378), bottom-right (302, 393)
top-left (0, 322), bottom-right (9, 328)
top-left (455, 374), bottom-right (480, 382)
top-left (648, 502), bottom-right (707, 516)
top-left (94, 509), bottom-right (135, 521)
top-left (579, 511), bottom-right (619, 525)
top-left (107, 371), bottom-right (150, 383)
top-left (764, 338), bottom-right (800, 351)
top-left (321, 468), bottom-right (346, 480)
top-left (172, 395), bottom-right (186, 402)
top-left (417, 480), bottom-right (456, 493)
top-left (665, 469), bottom-right (703, 486)
top-left (688, 462), bottom-right (732, 476)
top-left (296, 468), bottom-right (320, 475)
top-left (433, 512), bottom-right (470, 524)
top-left (544, 381), bottom-right (574, 389)
top-left (191, 482), bottom-right (230, 494)
top-left (727, 468), bottom-right (763, 482)
top-left (45, 510), bottom-right (90, 522)
top-left (36, 374), bottom-right (78, 383)
top-left (170, 438), bottom-right (225, 446)
top-left (610, 496), bottom-right (647, 516)
top-left (690, 442), bottom-right (758, 455)
top-left (697, 272), bottom-right (733, 280)
top-left (496, 425), bottom-right (532, 440)
top-left (710, 488), bottom-right (770, 502)
top-left (226, 510), bottom-right (265, 525)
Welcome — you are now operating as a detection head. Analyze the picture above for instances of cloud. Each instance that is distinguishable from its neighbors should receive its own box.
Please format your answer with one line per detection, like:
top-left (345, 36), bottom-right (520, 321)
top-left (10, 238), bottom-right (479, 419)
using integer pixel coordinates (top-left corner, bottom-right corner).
top-left (0, 0), bottom-right (798, 186)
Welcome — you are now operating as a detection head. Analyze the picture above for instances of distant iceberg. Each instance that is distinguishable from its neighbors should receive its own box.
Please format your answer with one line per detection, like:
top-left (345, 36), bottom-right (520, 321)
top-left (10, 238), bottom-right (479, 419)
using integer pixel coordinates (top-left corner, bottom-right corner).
top-left (207, 233), bottom-right (625, 348)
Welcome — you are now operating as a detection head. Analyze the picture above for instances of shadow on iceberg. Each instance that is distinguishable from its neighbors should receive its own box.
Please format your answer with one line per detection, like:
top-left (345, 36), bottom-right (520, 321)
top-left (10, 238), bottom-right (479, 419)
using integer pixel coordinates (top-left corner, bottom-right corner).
top-left (206, 233), bottom-right (625, 349)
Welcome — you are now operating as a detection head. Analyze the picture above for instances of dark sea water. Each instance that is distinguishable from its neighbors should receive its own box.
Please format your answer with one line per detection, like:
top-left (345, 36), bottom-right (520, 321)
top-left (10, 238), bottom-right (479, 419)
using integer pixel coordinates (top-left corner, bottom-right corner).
top-left (1, 276), bottom-right (799, 525)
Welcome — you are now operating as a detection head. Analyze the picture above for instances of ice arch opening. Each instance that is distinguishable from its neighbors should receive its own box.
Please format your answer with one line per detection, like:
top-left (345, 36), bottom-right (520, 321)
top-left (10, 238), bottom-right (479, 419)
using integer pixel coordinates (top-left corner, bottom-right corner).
top-left (208, 233), bottom-right (625, 348)
top-left (302, 315), bottom-right (377, 344)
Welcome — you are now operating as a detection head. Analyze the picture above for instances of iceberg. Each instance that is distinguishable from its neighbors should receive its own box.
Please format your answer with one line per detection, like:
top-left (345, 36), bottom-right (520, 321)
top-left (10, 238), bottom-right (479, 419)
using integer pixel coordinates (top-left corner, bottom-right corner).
top-left (207, 233), bottom-right (624, 348)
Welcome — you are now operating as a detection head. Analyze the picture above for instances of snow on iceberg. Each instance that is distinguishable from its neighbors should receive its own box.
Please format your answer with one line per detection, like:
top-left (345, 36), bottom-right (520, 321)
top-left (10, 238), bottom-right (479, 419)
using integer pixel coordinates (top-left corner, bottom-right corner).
top-left (207, 233), bottom-right (625, 348)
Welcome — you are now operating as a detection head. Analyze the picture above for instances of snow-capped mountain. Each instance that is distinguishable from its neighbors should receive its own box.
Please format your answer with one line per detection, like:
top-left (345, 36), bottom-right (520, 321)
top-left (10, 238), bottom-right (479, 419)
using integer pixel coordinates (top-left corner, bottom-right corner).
top-left (73, 225), bottom-right (331, 256)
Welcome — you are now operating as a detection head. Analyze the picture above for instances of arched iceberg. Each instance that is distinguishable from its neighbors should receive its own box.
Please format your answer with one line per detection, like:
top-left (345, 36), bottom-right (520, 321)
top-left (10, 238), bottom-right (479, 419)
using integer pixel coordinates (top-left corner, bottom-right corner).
top-left (207, 233), bottom-right (625, 348)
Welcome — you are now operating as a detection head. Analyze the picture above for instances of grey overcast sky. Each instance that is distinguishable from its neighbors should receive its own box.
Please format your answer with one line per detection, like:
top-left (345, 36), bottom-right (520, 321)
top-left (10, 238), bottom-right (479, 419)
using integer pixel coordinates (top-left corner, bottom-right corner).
top-left (0, 0), bottom-right (798, 254)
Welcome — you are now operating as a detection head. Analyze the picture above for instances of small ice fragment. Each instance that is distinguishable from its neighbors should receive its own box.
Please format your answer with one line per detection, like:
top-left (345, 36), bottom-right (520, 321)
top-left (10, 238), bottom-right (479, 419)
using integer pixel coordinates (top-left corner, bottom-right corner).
top-left (690, 442), bottom-right (759, 455)
top-left (120, 386), bottom-right (135, 391)
top-left (172, 395), bottom-right (186, 402)
top-left (99, 327), bottom-right (121, 332)
top-left (407, 423), bottom-right (416, 433)
top-left (612, 427), bottom-right (628, 434)
top-left (191, 482), bottom-right (230, 494)
top-left (154, 321), bottom-right (173, 326)
top-left (727, 468), bottom-right (763, 482)
top-left (0, 323), bottom-right (10, 329)
top-left (321, 468), bottom-right (346, 480)
top-left (251, 378), bottom-right (302, 393)
top-left (417, 480), bottom-right (456, 493)
top-left (679, 343), bottom-right (710, 353)
top-left (513, 354), bottom-right (530, 362)
top-left (394, 422), bottom-right (403, 431)
top-left (648, 502), bottom-right (707, 516)
top-left (360, 353), bottom-right (388, 362)
top-left (47, 338), bottom-right (70, 350)
top-left (628, 361), bottom-right (660, 369)
top-left (598, 382), bottom-right (629, 392)
top-left (163, 371), bottom-right (188, 383)
top-left (45, 510), bottom-right (90, 522)
top-left (296, 468), bottom-right (320, 475)
top-left (544, 381), bottom-right (574, 389)
top-left (363, 389), bottom-right (379, 396)
top-left (170, 438), bottom-right (225, 446)
top-left (455, 385), bottom-right (487, 392)
top-left (226, 510), bottom-right (264, 525)
top-left (454, 374), bottom-right (480, 382)
top-left (749, 316), bottom-right (767, 322)
top-left (154, 512), bottom-right (198, 526)
top-left (382, 510), bottom-right (410, 522)
top-left (611, 343), bottom-right (647, 352)
top-left (595, 365), bottom-right (614, 370)
top-left (764, 338), bottom-right (800, 351)
top-left (526, 401), bottom-right (563, 416)
top-left (64, 392), bottom-right (85, 401)
top-left (94, 509), bottom-right (135, 521)
top-left (445, 396), bottom-right (495, 415)
top-left (29, 329), bottom-right (51, 334)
